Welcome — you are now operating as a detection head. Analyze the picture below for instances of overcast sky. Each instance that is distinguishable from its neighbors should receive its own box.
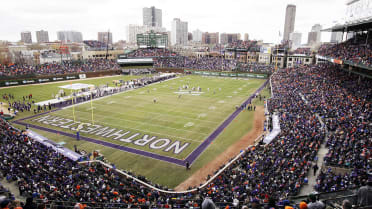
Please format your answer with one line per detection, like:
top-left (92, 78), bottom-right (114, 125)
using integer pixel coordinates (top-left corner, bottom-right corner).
top-left (0, 0), bottom-right (346, 44)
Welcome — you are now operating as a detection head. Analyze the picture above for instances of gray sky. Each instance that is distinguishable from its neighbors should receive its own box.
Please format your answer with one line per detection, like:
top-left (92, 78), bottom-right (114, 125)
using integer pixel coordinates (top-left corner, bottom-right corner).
top-left (0, 0), bottom-right (346, 44)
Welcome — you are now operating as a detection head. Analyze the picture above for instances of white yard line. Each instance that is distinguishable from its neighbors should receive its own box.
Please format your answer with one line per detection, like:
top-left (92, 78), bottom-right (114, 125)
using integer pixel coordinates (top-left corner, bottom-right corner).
top-left (90, 101), bottom-right (222, 125)
top-left (62, 76), bottom-right (180, 110)
top-left (72, 109), bottom-right (209, 136)
top-left (53, 111), bottom-right (206, 142)
top-left (103, 94), bottom-right (237, 120)
top-left (50, 112), bottom-right (203, 143)
top-left (132, 92), bottom-right (206, 131)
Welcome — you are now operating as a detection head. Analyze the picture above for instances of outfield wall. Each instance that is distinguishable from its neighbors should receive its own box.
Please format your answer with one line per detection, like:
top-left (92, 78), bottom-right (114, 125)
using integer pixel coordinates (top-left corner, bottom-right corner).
top-left (155, 68), bottom-right (269, 78)
top-left (185, 70), bottom-right (268, 78)
top-left (0, 70), bottom-right (121, 87)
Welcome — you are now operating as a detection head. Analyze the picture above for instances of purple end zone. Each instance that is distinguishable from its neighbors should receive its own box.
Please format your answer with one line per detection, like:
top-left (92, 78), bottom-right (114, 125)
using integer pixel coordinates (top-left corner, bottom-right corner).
top-left (13, 79), bottom-right (268, 166)
top-left (14, 120), bottom-right (185, 166)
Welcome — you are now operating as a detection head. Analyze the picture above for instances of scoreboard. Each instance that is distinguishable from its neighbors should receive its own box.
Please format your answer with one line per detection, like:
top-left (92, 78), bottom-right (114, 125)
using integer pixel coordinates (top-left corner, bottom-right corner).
top-left (137, 31), bottom-right (168, 48)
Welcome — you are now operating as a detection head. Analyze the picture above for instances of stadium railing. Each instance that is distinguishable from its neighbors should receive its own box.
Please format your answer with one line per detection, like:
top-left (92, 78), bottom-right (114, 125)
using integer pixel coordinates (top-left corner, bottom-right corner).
top-left (78, 135), bottom-right (262, 194)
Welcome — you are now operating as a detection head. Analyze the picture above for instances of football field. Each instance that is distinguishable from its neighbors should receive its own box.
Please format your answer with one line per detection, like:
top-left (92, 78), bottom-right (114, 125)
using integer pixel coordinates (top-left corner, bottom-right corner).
top-left (8, 75), bottom-right (268, 187)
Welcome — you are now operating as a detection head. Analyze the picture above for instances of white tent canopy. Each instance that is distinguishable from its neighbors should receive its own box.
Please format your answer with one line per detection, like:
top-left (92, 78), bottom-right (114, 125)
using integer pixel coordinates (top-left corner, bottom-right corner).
top-left (59, 83), bottom-right (94, 90)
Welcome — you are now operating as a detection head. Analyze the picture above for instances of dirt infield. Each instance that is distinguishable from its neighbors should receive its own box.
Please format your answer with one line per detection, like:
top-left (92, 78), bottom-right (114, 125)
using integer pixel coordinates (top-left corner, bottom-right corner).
top-left (175, 106), bottom-right (264, 191)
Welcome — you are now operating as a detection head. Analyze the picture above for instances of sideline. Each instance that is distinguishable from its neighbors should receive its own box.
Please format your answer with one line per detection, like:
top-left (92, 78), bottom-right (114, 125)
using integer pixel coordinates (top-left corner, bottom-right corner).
top-left (0, 74), bottom-right (126, 89)
top-left (79, 134), bottom-right (262, 194)
top-left (14, 78), bottom-right (268, 167)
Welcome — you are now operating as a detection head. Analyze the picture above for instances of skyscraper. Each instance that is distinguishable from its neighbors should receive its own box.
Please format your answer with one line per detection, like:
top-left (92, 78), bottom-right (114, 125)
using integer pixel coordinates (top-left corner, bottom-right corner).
top-left (289, 32), bottom-right (302, 49)
top-left (57, 31), bottom-right (83, 43)
top-left (220, 33), bottom-right (240, 44)
top-left (192, 29), bottom-right (203, 43)
top-left (283, 4), bottom-right (296, 42)
top-left (98, 32), bottom-right (113, 44)
top-left (143, 6), bottom-right (162, 27)
top-left (126, 24), bottom-right (166, 44)
top-left (171, 18), bottom-right (188, 46)
top-left (202, 32), bottom-right (219, 45)
top-left (307, 24), bottom-right (322, 45)
top-left (244, 33), bottom-right (249, 41)
top-left (21, 31), bottom-right (32, 44)
top-left (36, 30), bottom-right (49, 43)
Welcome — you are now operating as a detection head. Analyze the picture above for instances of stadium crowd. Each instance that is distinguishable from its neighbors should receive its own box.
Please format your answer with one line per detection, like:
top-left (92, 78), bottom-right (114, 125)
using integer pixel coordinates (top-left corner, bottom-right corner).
top-left (234, 63), bottom-right (275, 74)
top-left (289, 48), bottom-right (312, 56)
top-left (302, 65), bottom-right (372, 193)
top-left (317, 33), bottom-right (372, 67)
top-left (83, 40), bottom-right (108, 51)
top-left (125, 48), bottom-right (178, 58)
top-left (0, 59), bottom-right (120, 77)
top-left (226, 40), bottom-right (261, 52)
top-left (0, 63), bottom-right (371, 208)
top-left (154, 56), bottom-right (238, 71)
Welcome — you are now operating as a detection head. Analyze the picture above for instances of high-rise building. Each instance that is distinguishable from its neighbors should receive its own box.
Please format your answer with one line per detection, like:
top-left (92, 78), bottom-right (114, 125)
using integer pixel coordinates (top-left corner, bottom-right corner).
top-left (188, 33), bottom-right (193, 41)
top-left (57, 31), bottom-right (83, 43)
top-left (202, 32), bottom-right (219, 45)
top-left (143, 6), bottom-right (162, 27)
top-left (126, 24), bottom-right (166, 44)
top-left (220, 33), bottom-right (240, 44)
top-left (167, 31), bottom-right (172, 47)
top-left (244, 33), bottom-right (249, 41)
top-left (289, 32), bottom-right (302, 50)
top-left (98, 32), bottom-right (113, 44)
top-left (330, 31), bottom-right (343, 43)
top-left (171, 18), bottom-right (188, 46)
top-left (21, 31), bottom-right (32, 44)
top-left (36, 30), bottom-right (49, 43)
top-left (192, 29), bottom-right (203, 43)
top-left (307, 32), bottom-right (318, 45)
top-left (307, 24), bottom-right (322, 45)
top-left (283, 4), bottom-right (296, 42)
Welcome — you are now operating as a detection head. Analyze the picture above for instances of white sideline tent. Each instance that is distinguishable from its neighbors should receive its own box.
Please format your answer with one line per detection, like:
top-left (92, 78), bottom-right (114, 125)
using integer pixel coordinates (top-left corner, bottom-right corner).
top-left (35, 83), bottom-right (95, 106)
top-left (263, 113), bottom-right (281, 144)
top-left (59, 83), bottom-right (94, 90)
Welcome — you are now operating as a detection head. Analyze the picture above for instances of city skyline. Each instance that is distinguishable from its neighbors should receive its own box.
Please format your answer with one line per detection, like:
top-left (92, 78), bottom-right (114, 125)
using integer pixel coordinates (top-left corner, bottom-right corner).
top-left (0, 0), bottom-right (345, 44)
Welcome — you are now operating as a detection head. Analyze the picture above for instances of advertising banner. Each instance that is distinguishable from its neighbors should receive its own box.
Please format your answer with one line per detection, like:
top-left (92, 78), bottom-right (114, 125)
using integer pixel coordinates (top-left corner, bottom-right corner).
top-left (187, 70), bottom-right (268, 79)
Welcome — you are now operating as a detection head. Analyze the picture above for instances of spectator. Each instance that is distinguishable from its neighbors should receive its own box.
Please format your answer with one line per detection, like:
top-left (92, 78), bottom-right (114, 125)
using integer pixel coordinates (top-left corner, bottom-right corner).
top-left (0, 199), bottom-right (10, 209)
top-left (357, 179), bottom-right (372, 208)
top-left (342, 200), bottom-right (352, 209)
top-left (202, 198), bottom-right (216, 209)
top-left (23, 197), bottom-right (37, 209)
top-left (307, 194), bottom-right (325, 209)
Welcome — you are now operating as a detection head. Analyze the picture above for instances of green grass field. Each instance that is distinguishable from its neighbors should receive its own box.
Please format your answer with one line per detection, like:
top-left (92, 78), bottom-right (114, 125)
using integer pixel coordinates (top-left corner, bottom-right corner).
top-left (3, 75), bottom-right (269, 188)
top-left (0, 75), bottom-right (142, 102)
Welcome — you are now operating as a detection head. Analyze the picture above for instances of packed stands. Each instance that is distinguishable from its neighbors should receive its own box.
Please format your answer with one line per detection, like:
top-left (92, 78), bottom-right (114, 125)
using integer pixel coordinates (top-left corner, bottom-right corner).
top-left (289, 47), bottom-right (312, 55)
top-left (154, 56), bottom-right (238, 71)
top-left (306, 64), bottom-right (372, 193)
top-left (318, 33), bottom-right (372, 67)
top-left (125, 48), bottom-right (178, 58)
top-left (235, 63), bottom-right (275, 74)
top-left (83, 40), bottom-right (107, 51)
top-left (226, 40), bottom-right (261, 52)
top-left (0, 63), bottom-right (371, 208)
top-left (0, 59), bottom-right (120, 77)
